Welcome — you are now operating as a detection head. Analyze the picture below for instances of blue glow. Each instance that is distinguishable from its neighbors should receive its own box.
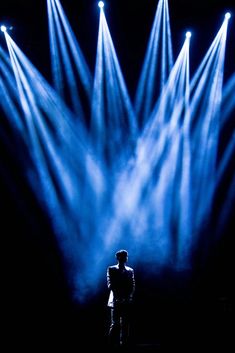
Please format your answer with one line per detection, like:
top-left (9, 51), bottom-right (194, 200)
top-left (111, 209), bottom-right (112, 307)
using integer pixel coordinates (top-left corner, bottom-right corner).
top-left (1, 3), bottom-right (234, 303)
top-left (186, 31), bottom-right (191, 38)
top-left (225, 12), bottom-right (231, 20)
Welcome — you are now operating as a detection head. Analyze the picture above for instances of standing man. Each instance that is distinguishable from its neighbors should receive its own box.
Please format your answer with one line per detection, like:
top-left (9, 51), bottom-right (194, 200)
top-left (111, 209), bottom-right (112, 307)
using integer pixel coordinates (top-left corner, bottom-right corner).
top-left (107, 249), bottom-right (135, 348)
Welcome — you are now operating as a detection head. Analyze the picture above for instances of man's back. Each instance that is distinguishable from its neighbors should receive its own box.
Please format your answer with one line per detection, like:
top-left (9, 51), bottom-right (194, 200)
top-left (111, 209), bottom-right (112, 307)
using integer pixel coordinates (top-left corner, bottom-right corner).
top-left (106, 250), bottom-right (135, 348)
top-left (108, 265), bottom-right (134, 294)
top-left (107, 263), bottom-right (135, 307)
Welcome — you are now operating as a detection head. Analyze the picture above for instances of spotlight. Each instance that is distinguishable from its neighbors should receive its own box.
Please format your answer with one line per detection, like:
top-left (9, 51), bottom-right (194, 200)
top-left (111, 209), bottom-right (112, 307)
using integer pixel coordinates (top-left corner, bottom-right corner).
top-left (225, 12), bottom-right (231, 20)
top-left (98, 1), bottom-right (104, 8)
top-left (186, 31), bottom-right (191, 38)
top-left (0, 25), bottom-right (7, 33)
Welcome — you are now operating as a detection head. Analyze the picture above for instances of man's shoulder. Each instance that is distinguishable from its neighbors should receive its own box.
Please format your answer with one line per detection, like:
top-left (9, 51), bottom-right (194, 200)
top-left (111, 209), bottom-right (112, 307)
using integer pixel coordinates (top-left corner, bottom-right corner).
top-left (108, 265), bottom-right (118, 270)
top-left (107, 265), bottom-right (134, 272)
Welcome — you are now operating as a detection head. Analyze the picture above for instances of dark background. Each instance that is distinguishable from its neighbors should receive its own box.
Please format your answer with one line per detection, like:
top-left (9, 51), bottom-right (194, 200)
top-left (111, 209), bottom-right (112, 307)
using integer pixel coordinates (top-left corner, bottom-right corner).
top-left (1, 1), bottom-right (234, 351)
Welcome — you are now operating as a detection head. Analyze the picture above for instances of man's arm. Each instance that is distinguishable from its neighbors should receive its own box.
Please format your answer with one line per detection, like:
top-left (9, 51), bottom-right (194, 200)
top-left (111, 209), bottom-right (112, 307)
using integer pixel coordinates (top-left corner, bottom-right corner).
top-left (129, 269), bottom-right (135, 300)
top-left (107, 266), bottom-right (112, 290)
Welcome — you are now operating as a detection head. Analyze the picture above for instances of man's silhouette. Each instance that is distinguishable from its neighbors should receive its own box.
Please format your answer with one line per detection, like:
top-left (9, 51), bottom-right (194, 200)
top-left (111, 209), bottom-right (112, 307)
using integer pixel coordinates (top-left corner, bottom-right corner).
top-left (107, 249), bottom-right (135, 348)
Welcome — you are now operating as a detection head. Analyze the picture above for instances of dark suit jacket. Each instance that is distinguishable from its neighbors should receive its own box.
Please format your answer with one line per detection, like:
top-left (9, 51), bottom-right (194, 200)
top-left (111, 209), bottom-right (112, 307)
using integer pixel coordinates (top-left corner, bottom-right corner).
top-left (107, 264), bottom-right (135, 307)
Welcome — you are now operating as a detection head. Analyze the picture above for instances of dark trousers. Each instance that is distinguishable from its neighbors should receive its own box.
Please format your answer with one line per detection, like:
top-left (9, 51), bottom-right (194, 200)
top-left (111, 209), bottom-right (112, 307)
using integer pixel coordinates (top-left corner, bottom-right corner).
top-left (108, 302), bottom-right (132, 347)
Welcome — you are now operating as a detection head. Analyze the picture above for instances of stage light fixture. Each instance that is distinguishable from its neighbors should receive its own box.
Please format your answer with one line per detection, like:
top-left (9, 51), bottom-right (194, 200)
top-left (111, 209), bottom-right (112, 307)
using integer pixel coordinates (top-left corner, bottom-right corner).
top-left (225, 12), bottom-right (231, 20)
top-left (98, 1), bottom-right (104, 9)
top-left (0, 25), bottom-right (7, 33)
top-left (186, 31), bottom-right (191, 38)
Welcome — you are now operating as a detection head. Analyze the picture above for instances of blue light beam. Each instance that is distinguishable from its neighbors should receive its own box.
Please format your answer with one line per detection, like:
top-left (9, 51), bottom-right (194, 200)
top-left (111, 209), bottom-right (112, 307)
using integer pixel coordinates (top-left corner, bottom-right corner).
top-left (91, 9), bottom-right (137, 169)
top-left (47, 0), bottom-right (92, 121)
top-left (134, 0), bottom-right (173, 127)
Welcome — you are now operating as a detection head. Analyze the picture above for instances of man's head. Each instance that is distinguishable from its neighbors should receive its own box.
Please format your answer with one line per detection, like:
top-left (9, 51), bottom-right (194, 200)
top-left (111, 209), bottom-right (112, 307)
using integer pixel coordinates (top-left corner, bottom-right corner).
top-left (115, 249), bottom-right (128, 263)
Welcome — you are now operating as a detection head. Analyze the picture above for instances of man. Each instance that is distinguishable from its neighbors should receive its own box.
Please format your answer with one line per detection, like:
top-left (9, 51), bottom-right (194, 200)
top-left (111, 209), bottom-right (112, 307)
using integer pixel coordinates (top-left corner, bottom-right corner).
top-left (107, 249), bottom-right (135, 348)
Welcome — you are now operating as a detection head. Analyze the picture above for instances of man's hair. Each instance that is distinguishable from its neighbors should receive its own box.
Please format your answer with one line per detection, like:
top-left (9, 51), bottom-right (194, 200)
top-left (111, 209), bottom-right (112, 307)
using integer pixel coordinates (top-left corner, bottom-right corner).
top-left (115, 249), bottom-right (128, 260)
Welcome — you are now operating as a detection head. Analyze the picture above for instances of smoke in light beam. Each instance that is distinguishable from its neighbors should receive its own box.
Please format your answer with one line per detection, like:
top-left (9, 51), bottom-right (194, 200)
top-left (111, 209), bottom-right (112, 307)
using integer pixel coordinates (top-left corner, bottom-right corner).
top-left (102, 34), bottom-right (192, 267)
top-left (1, 3), bottom-right (234, 302)
top-left (91, 8), bottom-right (137, 169)
top-left (188, 15), bottom-right (230, 232)
top-left (47, 0), bottom-right (92, 121)
top-left (135, 0), bottom-right (173, 127)
top-left (3, 31), bottom-right (107, 301)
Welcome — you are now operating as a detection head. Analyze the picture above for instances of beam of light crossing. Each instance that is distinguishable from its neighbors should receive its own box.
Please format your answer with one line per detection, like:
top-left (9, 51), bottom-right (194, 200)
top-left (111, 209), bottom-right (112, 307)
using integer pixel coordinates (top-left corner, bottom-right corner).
top-left (5, 33), bottom-right (80, 210)
top-left (4, 33), bottom-right (91, 158)
top-left (102, 35), bottom-right (192, 267)
top-left (221, 72), bottom-right (235, 122)
top-left (175, 33), bottom-right (192, 267)
top-left (1, 3), bottom-right (234, 302)
top-left (101, 11), bottom-right (138, 159)
top-left (47, 0), bottom-right (92, 121)
top-left (214, 73), bottom-right (235, 188)
top-left (216, 173), bottom-right (235, 237)
top-left (47, 0), bottom-right (63, 97)
top-left (4, 31), bottom-right (105, 210)
top-left (0, 46), bottom-right (26, 133)
top-left (91, 8), bottom-right (137, 170)
top-left (161, 0), bottom-right (174, 89)
top-left (49, 0), bottom-right (85, 120)
top-left (134, 0), bottom-right (173, 127)
top-left (3, 32), bottom-right (108, 301)
top-left (188, 16), bottom-right (230, 232)
top-left (90, 10), bottom-right (105, 160)
top-left (139, 34), bottom-right (192, 166)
